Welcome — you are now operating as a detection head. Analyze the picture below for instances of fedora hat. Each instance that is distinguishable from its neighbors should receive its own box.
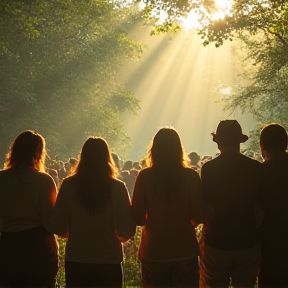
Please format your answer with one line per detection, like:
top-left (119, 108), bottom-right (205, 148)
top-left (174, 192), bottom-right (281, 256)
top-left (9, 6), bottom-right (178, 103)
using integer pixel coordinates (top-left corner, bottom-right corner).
top-left (212, 120), bottom-right (249, 144)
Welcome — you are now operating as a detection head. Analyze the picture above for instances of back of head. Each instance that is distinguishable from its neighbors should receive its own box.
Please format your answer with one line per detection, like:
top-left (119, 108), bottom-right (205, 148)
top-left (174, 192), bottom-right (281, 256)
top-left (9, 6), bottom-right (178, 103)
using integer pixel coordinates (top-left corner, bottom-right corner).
top-left (75, 137), bottom-right (117, 178)
top-left (149, 126), bottom-right (186, 168)
top-left (148, 127), bottom-right (188, 201)
top-left (122, 160), bottom-right (133, 171)
top-left (212, 120), bottom-right (248, 146)
top-left (260, 123), bottom-right (288, 152)
top-left (4, 130), bottom-right (46, 171)
top-left (73, 137), bottom-right (118, 214)
top-left (69, 157), bottom-right (77, 166)
top-left (189, 152), bottom-right (200, 166)
top-left (132, 161), bottom-right (141, 170)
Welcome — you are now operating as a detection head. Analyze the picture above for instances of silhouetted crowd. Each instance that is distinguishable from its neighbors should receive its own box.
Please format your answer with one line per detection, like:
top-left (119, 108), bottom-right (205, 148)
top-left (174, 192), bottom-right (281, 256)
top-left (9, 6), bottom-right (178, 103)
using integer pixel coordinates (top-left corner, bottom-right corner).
top-left (0, 119), bottom-right (287, 288)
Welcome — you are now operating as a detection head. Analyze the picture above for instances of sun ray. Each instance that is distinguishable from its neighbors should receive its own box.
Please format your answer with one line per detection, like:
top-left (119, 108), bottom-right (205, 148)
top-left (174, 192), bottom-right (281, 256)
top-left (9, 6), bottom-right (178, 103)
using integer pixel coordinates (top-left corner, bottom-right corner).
top-left (117, 23), bottom-right (256, 161)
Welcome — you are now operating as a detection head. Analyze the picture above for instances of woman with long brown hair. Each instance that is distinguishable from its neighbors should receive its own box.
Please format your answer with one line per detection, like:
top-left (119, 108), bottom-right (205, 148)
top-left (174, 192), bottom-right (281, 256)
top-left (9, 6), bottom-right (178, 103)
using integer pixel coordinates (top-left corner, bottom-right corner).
top-left (0, 130), bottom-right (58, 287)
top-left (48, 137), bottom-right (135, 287)
top-left (131, 127), bottom-right (203, 288)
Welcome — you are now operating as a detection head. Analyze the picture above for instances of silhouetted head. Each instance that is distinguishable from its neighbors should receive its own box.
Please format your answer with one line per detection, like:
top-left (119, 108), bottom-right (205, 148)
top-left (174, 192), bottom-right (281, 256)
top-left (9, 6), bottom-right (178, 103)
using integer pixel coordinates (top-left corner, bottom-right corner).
top-left (147, 126), bottom-right (188, 167)
top-left (69, 157), bottom-right (77, 165)
top-left (132, 161), bottom-right (141, 170)
top-left (73, 137), bottom-right (118, 178)
top-left (212, 120), bottom-right (248, 145)
top-left (260, 123), bottom-right (288, 154)
top-left (4, 130), bottom-right (46, 172)
top-left (122, 160), bottom-right (133, 171)
top-left (188, 152), bottom-right (200, 166)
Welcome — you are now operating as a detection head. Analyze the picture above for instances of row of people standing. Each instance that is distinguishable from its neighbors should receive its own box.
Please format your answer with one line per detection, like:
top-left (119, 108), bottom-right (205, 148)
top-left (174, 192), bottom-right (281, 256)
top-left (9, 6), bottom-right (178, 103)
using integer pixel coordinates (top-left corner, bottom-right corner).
top-left (0, 128), bottom-right (202, 288)
top-left (0, 131), bottom-right (135, 288)
top-left (131, 121), bottom-right (288, 288)
top-left (0, 120), bottom-right (287, 288)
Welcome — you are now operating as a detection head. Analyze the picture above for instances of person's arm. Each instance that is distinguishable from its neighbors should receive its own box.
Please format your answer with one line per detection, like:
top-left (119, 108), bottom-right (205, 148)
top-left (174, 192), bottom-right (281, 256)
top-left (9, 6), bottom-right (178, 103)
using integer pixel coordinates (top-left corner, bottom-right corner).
top-left (114, 182), bottom-right (136, 242)
top-left (200, 164), bottom-right (215, 223)
top-left (40, 174), bottom-right (57, 224)
top-left (44, 179), bottom-right (70, 238)
top-left (189, 170), bottom-right (204, 227)
top-left (131, 170), bottom-right (148, 226)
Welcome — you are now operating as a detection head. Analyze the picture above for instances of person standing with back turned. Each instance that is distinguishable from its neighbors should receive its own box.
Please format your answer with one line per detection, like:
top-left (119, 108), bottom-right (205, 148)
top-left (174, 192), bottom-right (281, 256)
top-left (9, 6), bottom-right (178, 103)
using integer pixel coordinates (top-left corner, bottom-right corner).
top-left (131, 126), bottom-right (203, 288)
top-left (0, 130), bottom-right (58, 288)
top-left (258, 123), bottom-right (288, 288)
top-left (200, 120), bottom-right (264, 288)
top-left (47, 137), bottom-right (135, 288)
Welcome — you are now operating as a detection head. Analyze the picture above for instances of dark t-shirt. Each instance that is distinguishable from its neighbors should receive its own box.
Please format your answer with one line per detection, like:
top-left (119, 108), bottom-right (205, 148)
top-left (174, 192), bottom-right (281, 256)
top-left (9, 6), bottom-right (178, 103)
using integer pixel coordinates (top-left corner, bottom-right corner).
top-left (201, 152), bottom-right (264, 250)
top-left (260, 154), bottom-right (288, 258)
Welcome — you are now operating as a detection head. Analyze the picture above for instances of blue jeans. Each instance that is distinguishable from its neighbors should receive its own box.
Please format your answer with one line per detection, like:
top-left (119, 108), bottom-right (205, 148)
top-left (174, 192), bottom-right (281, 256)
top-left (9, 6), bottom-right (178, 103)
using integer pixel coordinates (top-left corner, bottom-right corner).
top-left (141, 257), bottom-right (199, 288)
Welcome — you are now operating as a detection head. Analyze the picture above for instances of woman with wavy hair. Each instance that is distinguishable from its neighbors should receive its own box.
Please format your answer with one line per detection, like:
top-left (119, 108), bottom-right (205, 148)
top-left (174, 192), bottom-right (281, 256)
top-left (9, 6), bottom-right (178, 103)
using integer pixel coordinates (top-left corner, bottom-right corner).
top-left (48, 137), bottom-right (135, 287)
top-left (131, 127), bottom-right (203, 288)
top-left (0, 130), bottom-right (58, 287)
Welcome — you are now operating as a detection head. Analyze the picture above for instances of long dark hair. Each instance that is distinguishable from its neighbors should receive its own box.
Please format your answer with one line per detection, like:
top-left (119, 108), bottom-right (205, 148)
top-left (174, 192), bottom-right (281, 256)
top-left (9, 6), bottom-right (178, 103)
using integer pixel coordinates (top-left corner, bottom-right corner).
top-left (71, 137), bottom-right (118, 214)
top-left (145, 127), bottom-right (190, 200)
top-left (4, 130), bottom-right (46, 172)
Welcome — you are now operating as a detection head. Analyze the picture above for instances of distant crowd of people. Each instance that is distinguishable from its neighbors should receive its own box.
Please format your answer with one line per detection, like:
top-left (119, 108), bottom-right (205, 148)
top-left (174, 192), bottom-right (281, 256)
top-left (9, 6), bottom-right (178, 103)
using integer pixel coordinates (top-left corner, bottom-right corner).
top-left (45, 149), bottom-right (261, 201)
top-left (0, 119), bottom-right (287, 288)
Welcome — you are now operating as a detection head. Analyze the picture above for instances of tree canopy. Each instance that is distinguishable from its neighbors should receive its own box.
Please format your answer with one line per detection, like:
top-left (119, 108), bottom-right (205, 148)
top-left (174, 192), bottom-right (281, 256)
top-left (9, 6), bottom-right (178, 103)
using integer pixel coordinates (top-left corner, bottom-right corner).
top-left (142, 0), bottom-right (288, 148)
top-left (0, 0), bottom-right (143, 163)
top-left (2, 0), bottom-right (288, 160)
top-left (198, 0), bottom-right (288, 149)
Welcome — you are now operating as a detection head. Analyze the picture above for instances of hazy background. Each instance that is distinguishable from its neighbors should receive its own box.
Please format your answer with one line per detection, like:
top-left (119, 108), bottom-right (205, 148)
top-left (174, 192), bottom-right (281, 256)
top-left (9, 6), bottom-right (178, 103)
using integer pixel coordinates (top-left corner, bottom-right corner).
top-left (117, 25), bottom-right (256, 161)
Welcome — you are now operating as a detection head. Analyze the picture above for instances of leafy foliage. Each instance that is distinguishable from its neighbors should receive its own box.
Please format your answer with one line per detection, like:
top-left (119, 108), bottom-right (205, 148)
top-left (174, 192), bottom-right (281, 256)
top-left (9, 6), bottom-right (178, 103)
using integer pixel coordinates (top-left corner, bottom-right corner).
top-left (122, 227), bottom-right (142, 287)
top-left (142, 0), bottom-right (288, 146)
top-left (196, 2), bottom-right (288, 152)
top-left (194, 0), bottom-right (288, 46)
top-left (198, 0), bottom-right (288, 149)
top-left (141, 0), bottom-right (191, 35)
top-left (55, 238), bottom-right (66, 287)
top-left (216, 2), bottom-right (288, 132)
top-left (0, 0), bottom-right (142, 162)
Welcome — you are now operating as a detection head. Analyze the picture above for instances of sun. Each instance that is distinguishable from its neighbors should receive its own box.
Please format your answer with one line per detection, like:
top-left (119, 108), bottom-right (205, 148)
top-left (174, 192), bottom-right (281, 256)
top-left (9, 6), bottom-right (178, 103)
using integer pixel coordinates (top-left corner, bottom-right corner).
top-left (182, 0), bottom-right (233, 30)
top-left (211, 0), bottom-right (233, 20)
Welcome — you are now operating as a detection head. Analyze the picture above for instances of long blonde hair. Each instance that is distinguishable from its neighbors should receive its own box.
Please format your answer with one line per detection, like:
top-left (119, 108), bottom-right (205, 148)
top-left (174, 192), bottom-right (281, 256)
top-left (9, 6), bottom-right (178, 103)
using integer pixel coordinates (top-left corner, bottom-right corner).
top-left (4, 130), bottom-right (46, 172)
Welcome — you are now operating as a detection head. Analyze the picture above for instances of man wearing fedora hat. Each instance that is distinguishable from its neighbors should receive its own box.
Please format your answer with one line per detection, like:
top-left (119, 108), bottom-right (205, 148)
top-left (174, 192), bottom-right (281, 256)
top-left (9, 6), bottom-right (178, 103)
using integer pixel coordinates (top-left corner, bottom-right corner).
top-left (200, 120), bottom-right (264, 288)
